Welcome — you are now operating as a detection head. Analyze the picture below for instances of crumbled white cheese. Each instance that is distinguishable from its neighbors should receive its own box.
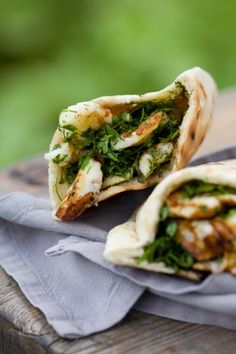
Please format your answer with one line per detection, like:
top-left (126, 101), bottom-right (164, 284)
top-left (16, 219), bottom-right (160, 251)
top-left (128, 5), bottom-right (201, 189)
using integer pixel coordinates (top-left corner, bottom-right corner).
top-left (79, 158), bottom-right (103, 196)
top-left (112, 112), bottom-right (167, 150)
top-left (139, 142), bottom-right (173, 177)
top-left (139, 153), bottom-right (153, 177)
top-left (59, 102), bottom-right (112, 130)
top-left (45, 143), bottom-right (72, 167)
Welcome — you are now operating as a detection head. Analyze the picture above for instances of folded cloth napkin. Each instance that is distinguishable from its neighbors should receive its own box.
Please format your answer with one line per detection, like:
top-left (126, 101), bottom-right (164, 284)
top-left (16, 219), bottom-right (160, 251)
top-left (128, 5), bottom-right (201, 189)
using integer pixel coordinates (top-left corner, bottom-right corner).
top-left (1, 146), bottom-right (236, 338)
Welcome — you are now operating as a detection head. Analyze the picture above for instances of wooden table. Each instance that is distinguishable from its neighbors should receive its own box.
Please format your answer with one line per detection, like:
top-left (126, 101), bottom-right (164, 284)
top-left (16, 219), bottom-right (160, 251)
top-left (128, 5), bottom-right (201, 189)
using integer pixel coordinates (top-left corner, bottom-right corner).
top-left (1, 89), bottom-right (236, 354)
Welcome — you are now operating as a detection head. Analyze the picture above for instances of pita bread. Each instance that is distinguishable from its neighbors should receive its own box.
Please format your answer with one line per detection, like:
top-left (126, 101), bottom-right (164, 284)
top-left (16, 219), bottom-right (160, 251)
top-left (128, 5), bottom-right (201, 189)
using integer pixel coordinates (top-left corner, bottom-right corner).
top-left (104, 160), bottom-right (236, 279)
top-left (46, 67), bottom-right (216, 220)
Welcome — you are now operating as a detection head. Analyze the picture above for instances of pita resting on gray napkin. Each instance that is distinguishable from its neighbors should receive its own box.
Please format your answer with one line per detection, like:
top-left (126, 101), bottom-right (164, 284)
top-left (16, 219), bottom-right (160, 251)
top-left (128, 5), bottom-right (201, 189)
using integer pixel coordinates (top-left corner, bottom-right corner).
top-left (1, 146), bottom-right (236, 338)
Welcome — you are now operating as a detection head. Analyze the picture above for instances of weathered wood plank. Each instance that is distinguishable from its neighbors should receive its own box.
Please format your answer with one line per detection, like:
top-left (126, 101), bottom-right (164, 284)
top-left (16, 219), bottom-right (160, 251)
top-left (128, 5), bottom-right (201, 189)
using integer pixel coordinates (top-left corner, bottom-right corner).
top-left (0, 262), bottom-right (236, 354)
top-left (1, 88), bottom-right (236, 353)
top-left (0, 314), bottom-right (47, 354)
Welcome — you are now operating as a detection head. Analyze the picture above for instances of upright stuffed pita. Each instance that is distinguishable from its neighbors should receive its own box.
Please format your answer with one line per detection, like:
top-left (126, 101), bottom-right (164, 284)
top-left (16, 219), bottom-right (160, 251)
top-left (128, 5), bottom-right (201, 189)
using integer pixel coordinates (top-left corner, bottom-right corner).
top-left (45, 67), bottom-right (216, 220)
top-left (104, 161), bottom-right (236, 279)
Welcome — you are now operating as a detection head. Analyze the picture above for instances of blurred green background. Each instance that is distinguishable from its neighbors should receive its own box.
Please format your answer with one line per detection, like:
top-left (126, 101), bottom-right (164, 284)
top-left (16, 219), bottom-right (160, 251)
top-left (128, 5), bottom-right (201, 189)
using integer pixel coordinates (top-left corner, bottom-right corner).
top-left (1, 0), bottom-right (236, 167)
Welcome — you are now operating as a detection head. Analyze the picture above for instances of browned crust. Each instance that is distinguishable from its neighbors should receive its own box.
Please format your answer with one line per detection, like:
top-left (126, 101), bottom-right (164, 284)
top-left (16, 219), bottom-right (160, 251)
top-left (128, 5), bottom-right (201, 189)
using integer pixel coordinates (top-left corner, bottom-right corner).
top-left (174, 76), bottom-right (216, 170)
top-left (56, 192), bottom-right (96, 221)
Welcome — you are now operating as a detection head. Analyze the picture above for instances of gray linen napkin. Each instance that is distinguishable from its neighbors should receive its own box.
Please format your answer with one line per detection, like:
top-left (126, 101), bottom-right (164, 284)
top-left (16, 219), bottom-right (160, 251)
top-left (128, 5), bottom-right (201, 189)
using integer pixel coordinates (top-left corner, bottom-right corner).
top-left (0, 191), bottom-right (147, 338)
top-left (1, 145), bottom-right (236, 338)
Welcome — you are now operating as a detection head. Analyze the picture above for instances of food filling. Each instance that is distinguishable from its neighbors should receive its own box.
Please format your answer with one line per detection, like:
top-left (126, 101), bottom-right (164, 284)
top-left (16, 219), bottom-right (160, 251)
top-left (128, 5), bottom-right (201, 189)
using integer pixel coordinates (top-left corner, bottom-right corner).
top-left (46, 82), bottom-right (189, 203)
top-left (139, 180), bottom-right (236, 273)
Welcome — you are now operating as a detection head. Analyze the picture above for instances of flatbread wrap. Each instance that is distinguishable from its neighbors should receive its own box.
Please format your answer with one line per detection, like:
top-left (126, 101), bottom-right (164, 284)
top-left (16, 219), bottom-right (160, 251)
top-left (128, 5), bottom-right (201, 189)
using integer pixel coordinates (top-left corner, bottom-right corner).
top-left (104, 161), bottom-right (236, 279)
top-left (45, 67), bottom-right (216, 220)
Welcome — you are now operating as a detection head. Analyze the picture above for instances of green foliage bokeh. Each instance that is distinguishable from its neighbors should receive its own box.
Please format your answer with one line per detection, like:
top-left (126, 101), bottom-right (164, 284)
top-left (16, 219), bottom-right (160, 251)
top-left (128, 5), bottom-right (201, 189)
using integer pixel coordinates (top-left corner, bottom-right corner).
top-left (1, 0), bottom-right (236, 167)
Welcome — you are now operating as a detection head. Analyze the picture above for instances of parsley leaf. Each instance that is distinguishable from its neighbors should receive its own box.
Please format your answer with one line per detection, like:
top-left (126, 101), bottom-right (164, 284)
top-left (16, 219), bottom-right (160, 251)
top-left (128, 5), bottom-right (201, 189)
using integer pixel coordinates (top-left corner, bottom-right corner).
top-left (160, 205), bottom-right (169, 221)
top-left (138, 235), bottom-right (194, 271)
top-left (64, 162), bottom-right (78, 185)
top-left (81, 125), bottom-right (151, 178)
top-left (138, 208), bottom-right (194, 271)
top-left (52, 154), bottom-right (67, 164)
top-left (166, 220), bottom-right (178, 237)
top-left (182, 180), bottom-right (236, 198)
top-left (59, 124), bottom-right (78, 144)
top-left (78, 155), bottom-right (91, 170)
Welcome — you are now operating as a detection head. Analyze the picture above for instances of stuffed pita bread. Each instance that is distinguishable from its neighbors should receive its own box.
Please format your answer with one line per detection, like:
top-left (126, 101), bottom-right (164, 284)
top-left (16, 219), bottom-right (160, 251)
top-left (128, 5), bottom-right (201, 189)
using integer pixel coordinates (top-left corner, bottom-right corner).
top-left (104, 160), bottom-right (236, 279)
top-left (45, 67), bottom-right (216, 220)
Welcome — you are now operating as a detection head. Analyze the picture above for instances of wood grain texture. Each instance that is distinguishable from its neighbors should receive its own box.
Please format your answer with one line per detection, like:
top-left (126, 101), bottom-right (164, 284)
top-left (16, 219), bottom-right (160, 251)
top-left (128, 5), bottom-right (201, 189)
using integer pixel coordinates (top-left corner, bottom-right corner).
top-left (1, 89), bottom-right (236, 353)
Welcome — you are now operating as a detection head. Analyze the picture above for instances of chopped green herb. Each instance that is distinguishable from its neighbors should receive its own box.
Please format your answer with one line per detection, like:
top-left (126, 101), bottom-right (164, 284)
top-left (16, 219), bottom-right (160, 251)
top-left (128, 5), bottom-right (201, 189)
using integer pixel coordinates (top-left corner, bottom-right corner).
top-left (138, 205), bottom-right (194, 271)
top-left (61, 124), bottom-right (77, 131)
top-left (166, 220), bottom-right (178, 237)
top-left (52, 154), bottom-right (67, 164)
top-left (199, 205), bottom-right (208, 212)
top-left (80, 125), bottom-right (151, 178)
top-left (59, 124), bottom-right (78, 143)
top-left (138, 235), bottom-right (194, 271)
top-left (152, 118), bottom-right (180, 143)
top-left (64, 162), bottom-right (78, 185)
top-left (221, 208), bottom-right (236, 220)
top-left (139, 144), bottom-right (172, 178)
top-left (78, 155), bottom-right (91, 170)
top-left (160, 205), bottom-right (169, 221)
top-left (181, 180), bottom-right (236, 198)
top-left (55, 179), bottom-right (62, 201)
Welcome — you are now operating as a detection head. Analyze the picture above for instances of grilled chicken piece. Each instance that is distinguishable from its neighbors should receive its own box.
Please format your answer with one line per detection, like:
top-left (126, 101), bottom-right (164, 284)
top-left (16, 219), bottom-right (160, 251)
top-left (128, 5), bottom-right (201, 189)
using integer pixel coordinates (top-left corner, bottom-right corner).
top-left (139, 142), bottom-right (173, 178)
top-left (193, 251), bottom-right (236, 274)
top-left (218, 194), bottom-right (236, 205)
top-left (167, 192), bottom-right (222, 219)
top-left (167, 191), bottom-right (236, 220)
top-left (56, 158), bottom-right (103, 220)
top-left (113, 112), bottom-right (168, 150)
top-left (176, 211), bottom-right (236, 261)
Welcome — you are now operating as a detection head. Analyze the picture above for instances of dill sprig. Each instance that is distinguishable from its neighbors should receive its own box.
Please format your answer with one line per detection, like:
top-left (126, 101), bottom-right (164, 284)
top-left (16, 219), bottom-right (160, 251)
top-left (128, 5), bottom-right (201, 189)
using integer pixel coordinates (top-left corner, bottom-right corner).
top-left (138, 205), bottom-right (194, 271)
